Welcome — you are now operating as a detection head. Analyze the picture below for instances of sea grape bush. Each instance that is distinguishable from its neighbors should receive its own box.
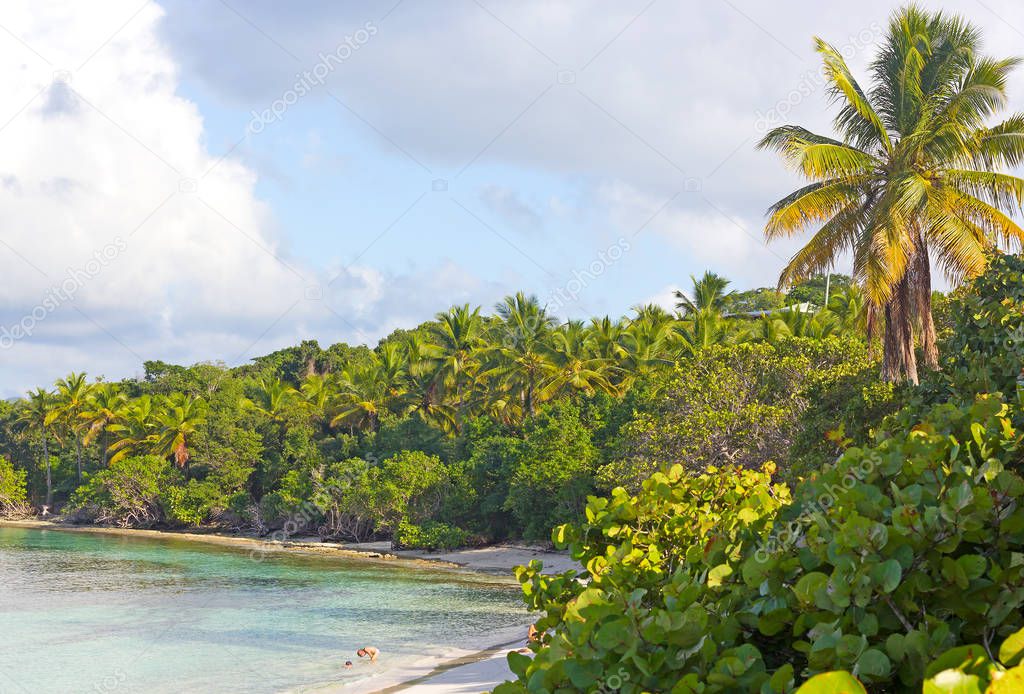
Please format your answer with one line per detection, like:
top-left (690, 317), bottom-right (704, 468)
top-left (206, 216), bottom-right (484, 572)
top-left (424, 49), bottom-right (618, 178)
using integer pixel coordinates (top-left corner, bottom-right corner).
top-left (500, 394), bottom-right (1024, 692)
top-left (496, 463), bottom-right (794, 693)
top-left (803, 624), bottom-right (1024, 692)
top-left (941, 253), bottom-right (1024, 399)
top-left (70, 455), bottom-right (175, 527)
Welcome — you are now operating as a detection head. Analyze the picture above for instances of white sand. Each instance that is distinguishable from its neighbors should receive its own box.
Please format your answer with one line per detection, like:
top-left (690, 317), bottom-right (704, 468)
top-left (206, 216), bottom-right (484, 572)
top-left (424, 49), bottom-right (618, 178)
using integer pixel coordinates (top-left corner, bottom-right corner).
top-left (341, 541), bottom-right (579, 575)
top-left (1, 521), bottom-right (578, 576)
top-left (382, 649), bottom-right (518, 693)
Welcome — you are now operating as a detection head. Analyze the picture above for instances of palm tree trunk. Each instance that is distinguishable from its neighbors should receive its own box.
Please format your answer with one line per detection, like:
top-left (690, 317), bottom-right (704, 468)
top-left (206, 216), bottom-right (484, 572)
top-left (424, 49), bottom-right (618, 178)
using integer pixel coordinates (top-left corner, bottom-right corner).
top-left (911, 241), bottom-right (939, 371)
top-left (42, 428), bottom-right (52, 509)
top-left (882, 274), bottom-right (919, 384)
top-left (75, 438), bottom-right (83, 483)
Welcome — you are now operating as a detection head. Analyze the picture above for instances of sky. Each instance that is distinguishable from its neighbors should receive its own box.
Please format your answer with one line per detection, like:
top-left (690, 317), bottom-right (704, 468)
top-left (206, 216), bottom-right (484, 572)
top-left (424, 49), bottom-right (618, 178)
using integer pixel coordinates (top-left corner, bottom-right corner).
top-left (0, 0), bottom-right (1022, 396)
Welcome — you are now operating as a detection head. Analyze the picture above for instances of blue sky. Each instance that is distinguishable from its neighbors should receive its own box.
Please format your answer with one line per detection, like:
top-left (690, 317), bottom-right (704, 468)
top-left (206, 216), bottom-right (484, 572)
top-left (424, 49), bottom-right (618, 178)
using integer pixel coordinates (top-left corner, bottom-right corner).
top-left (0, 0), bottom-right (1022, 394)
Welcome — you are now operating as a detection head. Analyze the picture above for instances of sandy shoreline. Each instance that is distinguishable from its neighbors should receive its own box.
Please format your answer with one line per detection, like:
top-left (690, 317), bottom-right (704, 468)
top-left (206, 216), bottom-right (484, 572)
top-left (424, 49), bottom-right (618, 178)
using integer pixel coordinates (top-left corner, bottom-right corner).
top-left (1, 519), bottom-right (569, 693)
top-left (0, 519), bottom-right (578, 575)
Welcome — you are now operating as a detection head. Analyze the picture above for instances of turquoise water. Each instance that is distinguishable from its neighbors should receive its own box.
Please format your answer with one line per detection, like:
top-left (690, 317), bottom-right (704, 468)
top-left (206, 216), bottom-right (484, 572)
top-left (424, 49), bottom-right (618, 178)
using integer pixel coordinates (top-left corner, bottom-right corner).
top-left (0, 526), bottom-right (528, 693)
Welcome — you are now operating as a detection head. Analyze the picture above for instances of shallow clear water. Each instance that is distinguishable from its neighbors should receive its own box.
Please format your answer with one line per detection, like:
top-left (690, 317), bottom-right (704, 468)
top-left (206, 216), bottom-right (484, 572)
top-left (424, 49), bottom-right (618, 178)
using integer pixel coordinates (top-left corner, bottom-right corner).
top-left (0, 526), bottom-right (528, 693)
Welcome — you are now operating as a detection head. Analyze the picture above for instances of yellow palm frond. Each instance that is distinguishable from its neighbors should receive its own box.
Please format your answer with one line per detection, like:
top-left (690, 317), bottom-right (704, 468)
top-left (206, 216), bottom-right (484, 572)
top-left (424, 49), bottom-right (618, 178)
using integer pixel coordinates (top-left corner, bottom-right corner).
top-left (765, 177), bottom-right (870, 240)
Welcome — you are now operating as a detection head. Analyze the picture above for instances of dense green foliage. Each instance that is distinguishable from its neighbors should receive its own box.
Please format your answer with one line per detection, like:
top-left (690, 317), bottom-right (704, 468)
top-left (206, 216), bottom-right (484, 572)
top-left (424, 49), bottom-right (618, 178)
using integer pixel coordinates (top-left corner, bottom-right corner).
top-left (0, 273), bottom-right (868, 548)
top-left (498, 252), bottom-right (1024, 692)
top-left (0, 455), bottom-right (29, 518)
top-left (603, 337), bottom-right (897, 489)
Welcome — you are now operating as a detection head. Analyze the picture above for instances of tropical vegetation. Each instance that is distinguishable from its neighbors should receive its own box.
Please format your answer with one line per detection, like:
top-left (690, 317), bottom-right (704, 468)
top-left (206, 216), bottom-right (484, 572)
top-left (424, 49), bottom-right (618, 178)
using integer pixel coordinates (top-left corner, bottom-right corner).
top-left (0, 271), bottom-right (868, 543)
top-left (496, 252), bottom-right (1024, 692)
top-left (2, 6), bottom-right (1023, 693)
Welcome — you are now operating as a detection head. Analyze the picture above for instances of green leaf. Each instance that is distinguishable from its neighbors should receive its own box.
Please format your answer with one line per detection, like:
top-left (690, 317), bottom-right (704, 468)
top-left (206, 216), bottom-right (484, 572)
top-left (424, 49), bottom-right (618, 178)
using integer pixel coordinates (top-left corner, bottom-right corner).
top-left (924, 645), bottom-right (991, 679)
top-left (708, 563), bottom-right (733, 587)
top-left (988, 665), bottom-right (1024, 692)
top-left (852, 649), bottom-right (890, 681)
top-left (872, 559), bottom-right (902, 593)
top-left (506, 650), bottom-right (532, 678)
top-left (563, 659), bottom-right (601, 688)
top-left (922, 669), bottom-right (985, 694)
top-left (956, 555), bottom-right (987, 581)
top-left (794, 572), bottom-right (829, 605)
top-left (793, 671), bottom-right (867, 693)
top-left (593, 618), bottom-right (630, 649)
top-left (768, 664), bottom-right (795, 693)
top-left (999, 626), bottom-right (1024, 667)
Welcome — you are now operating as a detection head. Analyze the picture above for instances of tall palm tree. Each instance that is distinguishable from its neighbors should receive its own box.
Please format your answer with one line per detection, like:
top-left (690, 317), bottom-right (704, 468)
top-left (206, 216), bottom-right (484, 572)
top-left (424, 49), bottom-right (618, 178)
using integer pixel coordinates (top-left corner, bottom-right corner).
top-left (106, 395), bottom-right (158, 465)
top-left (151, 393), bottom-right (207, 472)
top-left (47, 373), bottom-right (93, 483)
top-left (675, 308), bottom-right (732, 357)
top-left (760, 6), bottom-right (1024, 383)
top-left (80, 383), bottom-right (128, 468)
top-left (427, 304), bottom-right (485, 422)
top-left (589, 316), bottom-right (627, 361)
top-left (674, 271), bottom-right (735, 318)
top-left (299, 372), bottom-right (335, 424)
top-left (745, 316), bottom-right (792, 345)
top-left (241, 377), bottom-right (299, 423)
top-left (617, 313), bottom-right (677, 383)
top-left (539, 321), bottom-right (618, 399)
top-left (779, 308), bottom-right (841, 340)
top-left (828, 285), bottom-right (871, 335)
top-left (331, 359), bottom-right (397, 432)
top-left (375, 341), bottom-right (410, 403)
top-left (404, 335), bottom-right (456, 432)
top-left (17, 389), bottom-right (57, 508)
top-left (484, 293), bottom-right (558, 419)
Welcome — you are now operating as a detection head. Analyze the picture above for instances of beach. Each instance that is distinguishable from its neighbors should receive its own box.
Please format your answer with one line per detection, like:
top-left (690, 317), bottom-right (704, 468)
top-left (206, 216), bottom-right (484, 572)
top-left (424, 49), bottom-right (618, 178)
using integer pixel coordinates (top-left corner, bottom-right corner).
top-left (0, 520), bottom-right (568, 692)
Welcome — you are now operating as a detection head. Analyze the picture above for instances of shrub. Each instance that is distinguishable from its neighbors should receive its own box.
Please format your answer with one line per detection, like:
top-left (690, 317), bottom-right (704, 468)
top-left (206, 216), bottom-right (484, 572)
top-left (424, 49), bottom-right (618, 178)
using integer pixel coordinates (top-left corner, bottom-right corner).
top-left (163, 480), bottom-right (226, 526)
top-left (805, 625), bottom-right (1024, 693)
top-left (920, 625), bottom-right (1024, 691)
top-left (0, 456), bottom-right (29, 518)
top-left (70, 456), bottom-right (174, 527)
top-left (393, 520), bottom-right (469, 551)
top-left (498, 463), bottom-right (792, 693)
top-left (941, 252), bottom-right (1024, 398)
top-left (602, 337), bottom-right (879, 490)
top-left (371, 450), bottom-right (449, 538)
top-left (317, 457), bottom-right (376, 542)
top-left (505, 400), bottom-right (598, 543)
top-left (500, 391), bottom-right (1024, 692)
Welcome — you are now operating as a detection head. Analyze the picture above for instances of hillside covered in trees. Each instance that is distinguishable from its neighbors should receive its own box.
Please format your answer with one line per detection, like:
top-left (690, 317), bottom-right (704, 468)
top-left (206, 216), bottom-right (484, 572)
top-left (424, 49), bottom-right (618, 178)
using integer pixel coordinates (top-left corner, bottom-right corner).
top-left (0, 273), bottom-right (886, 548)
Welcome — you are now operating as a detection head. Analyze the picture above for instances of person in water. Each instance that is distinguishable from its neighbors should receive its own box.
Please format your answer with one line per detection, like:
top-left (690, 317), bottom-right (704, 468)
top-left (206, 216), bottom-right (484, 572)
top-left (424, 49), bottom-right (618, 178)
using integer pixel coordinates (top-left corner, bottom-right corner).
top-left (357, 647), bottom-right (379, 663)
top-left (344, 661), bottom-right (353, 669)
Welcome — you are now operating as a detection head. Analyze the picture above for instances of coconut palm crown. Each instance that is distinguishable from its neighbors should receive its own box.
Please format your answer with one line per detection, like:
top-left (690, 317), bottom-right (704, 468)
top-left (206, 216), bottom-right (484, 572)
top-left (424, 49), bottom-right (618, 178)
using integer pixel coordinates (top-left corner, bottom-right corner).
top-left (759, 5), bottom-right (1024, 382)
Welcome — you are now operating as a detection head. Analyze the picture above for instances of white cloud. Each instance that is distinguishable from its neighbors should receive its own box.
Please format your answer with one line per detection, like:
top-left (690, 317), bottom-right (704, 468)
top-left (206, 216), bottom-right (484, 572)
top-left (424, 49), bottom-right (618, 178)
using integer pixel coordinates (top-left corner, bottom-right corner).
top-left (0, 1), bottom-right (503, 396)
